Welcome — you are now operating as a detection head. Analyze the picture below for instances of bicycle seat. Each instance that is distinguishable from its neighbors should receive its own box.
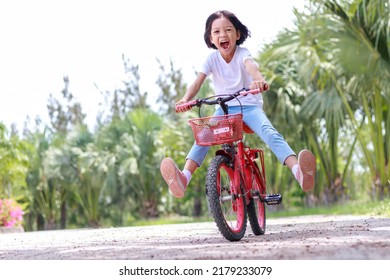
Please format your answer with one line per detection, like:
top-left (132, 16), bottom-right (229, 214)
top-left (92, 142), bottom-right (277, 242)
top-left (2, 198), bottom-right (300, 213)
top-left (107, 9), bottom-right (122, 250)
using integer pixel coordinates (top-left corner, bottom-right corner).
top-left (243, 122), bottom-right (254, 134)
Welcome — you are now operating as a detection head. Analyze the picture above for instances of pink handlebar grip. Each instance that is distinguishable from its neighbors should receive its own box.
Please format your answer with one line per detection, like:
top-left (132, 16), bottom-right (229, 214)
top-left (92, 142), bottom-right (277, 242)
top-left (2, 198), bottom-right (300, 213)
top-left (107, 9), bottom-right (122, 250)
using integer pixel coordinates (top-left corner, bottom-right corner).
top-left (175, 100), bottom-right (197, 112)
top-left (240, 84), bottom-right (269, 95)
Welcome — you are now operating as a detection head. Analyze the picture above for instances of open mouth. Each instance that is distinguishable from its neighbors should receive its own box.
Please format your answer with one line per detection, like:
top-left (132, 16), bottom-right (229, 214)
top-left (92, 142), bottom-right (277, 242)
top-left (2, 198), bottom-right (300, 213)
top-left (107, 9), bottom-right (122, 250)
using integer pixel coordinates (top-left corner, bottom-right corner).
top-left (220, 41), bottom-right (230, 50)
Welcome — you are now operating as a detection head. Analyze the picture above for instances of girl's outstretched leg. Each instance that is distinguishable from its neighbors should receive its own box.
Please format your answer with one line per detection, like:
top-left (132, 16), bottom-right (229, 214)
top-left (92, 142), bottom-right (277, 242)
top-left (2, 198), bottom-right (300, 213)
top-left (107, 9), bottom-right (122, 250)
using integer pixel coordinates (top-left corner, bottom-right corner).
top-left (285, 150), bottom-right (316, 192)
top-left (296, 150), bottom-right (316, 192)
top-left (160, 158), bottom-right (198, 198)
top-left (160, 158), bottom-right (188, 198)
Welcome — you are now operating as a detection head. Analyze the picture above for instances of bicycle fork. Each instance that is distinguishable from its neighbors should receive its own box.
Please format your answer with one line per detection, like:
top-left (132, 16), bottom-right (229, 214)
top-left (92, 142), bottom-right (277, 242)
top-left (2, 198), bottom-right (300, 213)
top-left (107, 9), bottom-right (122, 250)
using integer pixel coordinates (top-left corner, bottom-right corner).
top-left (242, 146), bottom-right (283, 206)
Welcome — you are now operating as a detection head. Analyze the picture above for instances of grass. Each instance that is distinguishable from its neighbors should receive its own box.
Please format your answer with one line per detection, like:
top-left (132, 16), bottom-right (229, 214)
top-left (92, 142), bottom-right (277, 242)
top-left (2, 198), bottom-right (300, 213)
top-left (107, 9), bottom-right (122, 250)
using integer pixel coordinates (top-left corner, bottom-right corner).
top-left (126, 198), bottom-right (390, 227)
top-left (127, 215), bottom-right (213, 227)
top-left (267, 198), bottom-right (390, 218)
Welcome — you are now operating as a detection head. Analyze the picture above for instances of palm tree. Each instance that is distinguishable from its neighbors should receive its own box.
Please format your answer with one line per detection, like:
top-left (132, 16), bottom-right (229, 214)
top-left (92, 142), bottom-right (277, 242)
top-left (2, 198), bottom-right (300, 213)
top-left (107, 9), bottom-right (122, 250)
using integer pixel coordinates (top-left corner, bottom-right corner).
top-left (259, 0), bottom-right (389, 202)
top-left (123, 109), bottom-right (164, 218)
top-left (43, 125), bottom-right (99, 228)
top-left (307, 0), bottom-right (390, 198)
top-left (92, 108), bottom-right (166, 223)
top-left (24, 126), bottom-right (58, 230)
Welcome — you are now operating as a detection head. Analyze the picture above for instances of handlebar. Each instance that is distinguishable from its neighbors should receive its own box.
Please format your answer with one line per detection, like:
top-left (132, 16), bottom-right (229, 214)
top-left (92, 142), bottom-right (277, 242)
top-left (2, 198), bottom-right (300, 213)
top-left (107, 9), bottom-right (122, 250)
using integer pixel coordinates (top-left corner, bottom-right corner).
top-left (176, 85), bottom-right (268, 113)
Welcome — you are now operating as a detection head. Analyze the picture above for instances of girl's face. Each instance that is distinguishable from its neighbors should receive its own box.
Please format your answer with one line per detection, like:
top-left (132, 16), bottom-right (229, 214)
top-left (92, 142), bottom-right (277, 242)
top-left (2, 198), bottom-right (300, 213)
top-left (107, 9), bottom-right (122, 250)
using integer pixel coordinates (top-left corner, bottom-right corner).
top-left (210, 16), bottom-right (240, 62)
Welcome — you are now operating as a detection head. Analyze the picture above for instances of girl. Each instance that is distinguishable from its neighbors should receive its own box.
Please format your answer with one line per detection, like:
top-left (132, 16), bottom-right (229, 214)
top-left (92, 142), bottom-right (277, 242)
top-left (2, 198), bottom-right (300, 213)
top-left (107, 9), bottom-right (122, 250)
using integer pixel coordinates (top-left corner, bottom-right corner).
top-left (160, 10), bottom-right (316, 198)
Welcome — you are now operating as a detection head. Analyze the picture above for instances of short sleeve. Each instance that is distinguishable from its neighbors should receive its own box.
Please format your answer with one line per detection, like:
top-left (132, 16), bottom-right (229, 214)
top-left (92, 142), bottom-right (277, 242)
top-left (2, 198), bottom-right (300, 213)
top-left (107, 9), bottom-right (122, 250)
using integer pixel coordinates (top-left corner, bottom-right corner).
top-left (199, 54), bottom-right (212, 76)
top-left (240, 48), bottom-right (258, 67)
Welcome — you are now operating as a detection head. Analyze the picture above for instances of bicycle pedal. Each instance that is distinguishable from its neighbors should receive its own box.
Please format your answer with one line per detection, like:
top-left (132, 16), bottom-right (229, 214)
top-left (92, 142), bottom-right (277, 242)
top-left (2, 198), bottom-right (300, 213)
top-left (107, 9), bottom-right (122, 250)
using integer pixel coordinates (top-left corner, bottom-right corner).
top-left (264, 194), bottom-right (282, 205)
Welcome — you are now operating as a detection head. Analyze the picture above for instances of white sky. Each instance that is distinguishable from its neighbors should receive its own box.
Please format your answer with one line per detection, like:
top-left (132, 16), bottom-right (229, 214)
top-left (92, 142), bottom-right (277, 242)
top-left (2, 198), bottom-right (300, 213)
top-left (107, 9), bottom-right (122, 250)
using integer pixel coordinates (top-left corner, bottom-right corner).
top-left (0, 0), bottom-right (305, 131)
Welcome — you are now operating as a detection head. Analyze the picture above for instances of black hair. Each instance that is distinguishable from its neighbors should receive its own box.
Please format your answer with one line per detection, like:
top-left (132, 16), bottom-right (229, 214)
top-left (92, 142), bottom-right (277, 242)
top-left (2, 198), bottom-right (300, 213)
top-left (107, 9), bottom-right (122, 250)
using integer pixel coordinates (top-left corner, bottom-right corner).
top-left (204, 10), bottom-right (251, 49)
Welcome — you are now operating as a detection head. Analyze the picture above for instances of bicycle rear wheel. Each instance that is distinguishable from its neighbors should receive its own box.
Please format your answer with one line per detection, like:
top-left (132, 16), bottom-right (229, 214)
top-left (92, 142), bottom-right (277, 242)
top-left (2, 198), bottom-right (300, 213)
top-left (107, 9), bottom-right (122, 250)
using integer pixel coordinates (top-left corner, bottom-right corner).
top-left (206, 155), bottom-right (247, 241)
top-left (247, 161), bottom-right (266, 235)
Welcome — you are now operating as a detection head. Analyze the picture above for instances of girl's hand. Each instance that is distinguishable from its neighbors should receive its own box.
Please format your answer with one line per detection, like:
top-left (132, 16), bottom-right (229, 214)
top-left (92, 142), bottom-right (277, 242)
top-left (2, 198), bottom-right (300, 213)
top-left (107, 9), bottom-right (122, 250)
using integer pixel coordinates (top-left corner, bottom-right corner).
top-left (250, 80), bottom-right (268, 92)
top-left (175, 99), bottom-right (191, 113)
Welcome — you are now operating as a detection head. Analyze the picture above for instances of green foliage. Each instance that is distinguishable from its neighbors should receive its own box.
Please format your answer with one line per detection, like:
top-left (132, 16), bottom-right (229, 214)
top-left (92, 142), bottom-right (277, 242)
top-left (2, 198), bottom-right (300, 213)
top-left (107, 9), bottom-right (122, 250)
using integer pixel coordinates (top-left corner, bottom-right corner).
top-left (259, 0), bottom-right (389, 202)
top-left (0, 123), bottom-right (30, 199)
top-left (156, 58), bottom-right (188, 116)
top-left (268, 198), bottom-right (390, 218)
top-left (47, 76), bottom-right (86, 134)
top-left (2, 0), bottom-right (389, 231)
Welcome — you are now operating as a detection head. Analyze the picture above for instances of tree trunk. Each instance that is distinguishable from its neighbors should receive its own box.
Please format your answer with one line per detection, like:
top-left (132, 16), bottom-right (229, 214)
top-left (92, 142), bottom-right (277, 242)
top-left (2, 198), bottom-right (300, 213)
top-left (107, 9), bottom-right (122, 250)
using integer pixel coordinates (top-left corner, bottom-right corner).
top-left (60, 201), bottom-right (67, 229)
top-left (44, 218), bottom-right (56, 230)
top-left (193, 184), bottom-right (202, 217)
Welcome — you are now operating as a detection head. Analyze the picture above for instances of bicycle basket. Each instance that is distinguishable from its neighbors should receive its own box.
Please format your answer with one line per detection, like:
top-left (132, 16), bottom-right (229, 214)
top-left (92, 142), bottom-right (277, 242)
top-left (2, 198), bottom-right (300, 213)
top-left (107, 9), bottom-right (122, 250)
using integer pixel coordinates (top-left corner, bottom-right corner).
top-left (188, 113), bottom-right (243, 146)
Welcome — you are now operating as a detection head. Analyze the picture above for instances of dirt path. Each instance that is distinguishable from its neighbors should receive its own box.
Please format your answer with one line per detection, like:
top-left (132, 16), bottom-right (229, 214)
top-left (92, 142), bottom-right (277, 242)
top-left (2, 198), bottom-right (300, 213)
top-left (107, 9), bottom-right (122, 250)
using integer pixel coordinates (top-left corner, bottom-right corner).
top-left (1, 215), bottom-right (390, 260)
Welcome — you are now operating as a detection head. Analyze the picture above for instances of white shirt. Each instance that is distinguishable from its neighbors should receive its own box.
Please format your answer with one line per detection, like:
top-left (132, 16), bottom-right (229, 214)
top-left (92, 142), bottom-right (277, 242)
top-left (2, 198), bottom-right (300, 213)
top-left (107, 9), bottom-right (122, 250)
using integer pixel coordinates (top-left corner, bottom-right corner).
top-left (200, 46), bottom-right (263, 108)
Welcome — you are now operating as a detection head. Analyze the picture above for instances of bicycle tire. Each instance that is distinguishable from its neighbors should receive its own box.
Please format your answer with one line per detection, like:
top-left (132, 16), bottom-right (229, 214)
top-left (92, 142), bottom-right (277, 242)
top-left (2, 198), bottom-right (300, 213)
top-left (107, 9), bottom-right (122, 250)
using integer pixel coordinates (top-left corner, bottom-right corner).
top-left (247, 161), bottom-right (266, 235)
top-left (206, 155), bottom-right (247, 241)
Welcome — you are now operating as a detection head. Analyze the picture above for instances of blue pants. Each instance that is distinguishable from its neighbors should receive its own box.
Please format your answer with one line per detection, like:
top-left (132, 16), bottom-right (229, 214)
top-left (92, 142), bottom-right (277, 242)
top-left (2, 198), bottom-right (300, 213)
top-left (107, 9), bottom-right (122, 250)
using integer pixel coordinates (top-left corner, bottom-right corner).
top-left (186, 106), bottom-right (296, 166)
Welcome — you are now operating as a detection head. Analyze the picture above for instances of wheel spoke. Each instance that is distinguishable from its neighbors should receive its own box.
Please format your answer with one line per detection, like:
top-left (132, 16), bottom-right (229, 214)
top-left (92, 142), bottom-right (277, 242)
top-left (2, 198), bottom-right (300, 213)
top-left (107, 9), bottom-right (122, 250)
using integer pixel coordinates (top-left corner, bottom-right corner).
top-left (206, 155), bottom-right (247, 241)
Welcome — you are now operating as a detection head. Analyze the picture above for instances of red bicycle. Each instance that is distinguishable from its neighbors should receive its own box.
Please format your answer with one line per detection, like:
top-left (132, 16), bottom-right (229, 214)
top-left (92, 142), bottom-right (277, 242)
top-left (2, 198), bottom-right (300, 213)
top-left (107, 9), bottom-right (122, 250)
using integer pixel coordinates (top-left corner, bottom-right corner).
top-left (177, 88), bottom-right (282, 241)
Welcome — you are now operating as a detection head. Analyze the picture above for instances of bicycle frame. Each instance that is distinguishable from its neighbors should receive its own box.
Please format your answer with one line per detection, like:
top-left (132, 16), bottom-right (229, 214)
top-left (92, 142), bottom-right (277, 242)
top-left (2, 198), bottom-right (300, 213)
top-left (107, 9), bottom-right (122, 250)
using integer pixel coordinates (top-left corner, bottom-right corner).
top-left (216, 135), bottom-right (267, 206)
top-left (243, 146), bottom-right (267, 202)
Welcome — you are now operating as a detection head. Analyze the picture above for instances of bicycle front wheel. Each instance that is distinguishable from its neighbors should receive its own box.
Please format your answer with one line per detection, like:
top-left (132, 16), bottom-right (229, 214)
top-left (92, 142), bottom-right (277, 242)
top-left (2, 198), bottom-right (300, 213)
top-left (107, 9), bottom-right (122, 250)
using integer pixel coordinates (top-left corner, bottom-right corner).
top-left (206, 155), bottom-right (247, 241)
